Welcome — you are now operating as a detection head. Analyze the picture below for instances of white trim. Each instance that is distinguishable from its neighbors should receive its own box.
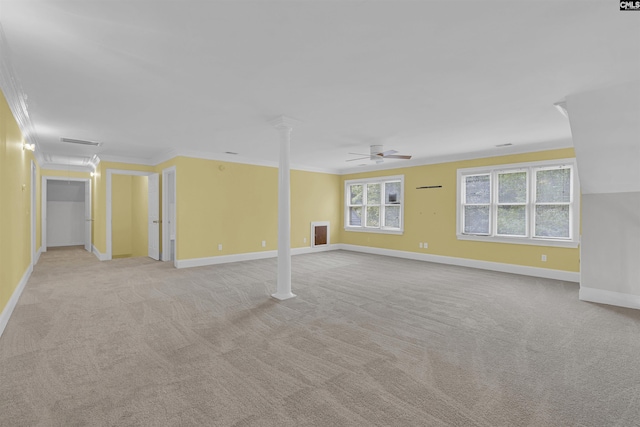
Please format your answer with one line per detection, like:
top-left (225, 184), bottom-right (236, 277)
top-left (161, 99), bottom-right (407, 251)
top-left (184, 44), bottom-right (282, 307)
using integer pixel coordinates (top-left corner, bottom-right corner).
top-left (0, 264), bottom-right (32, 339)
top-left (161, 166), bottom-right (177, 266)
top-left (456, 158), bottom-right (580, 248)
top-left (579, 287), bottom-right (640, 311)
top-left (92, 244), bottom-right (109, 261)
top-left (171, 243), bottom-right (578, 282)
top-left (175, 244), bottom-right (339, 269)
top-left (31, 161), bottom-right (37, 267)
top-left (34, 246), bottom-right (42, 264)
top-left (344, 175), bottom-right (405, 234)
top-left (38, 163), bottom-right (94, 173)
top-left (98, 154), bottom-right (156, 166)
top-left (338, 244), bottom-right (580, 282)
top-left (28, 141), bottom-right (574, 177)
top-left (337, 139), bottom-right (574, 175)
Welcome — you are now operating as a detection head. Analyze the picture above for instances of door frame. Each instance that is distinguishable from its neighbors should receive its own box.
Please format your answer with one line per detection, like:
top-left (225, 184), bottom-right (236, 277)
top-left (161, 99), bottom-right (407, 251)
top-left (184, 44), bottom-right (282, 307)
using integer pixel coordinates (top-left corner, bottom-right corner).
top-left (41, 176), bottom-right (91, 252)
top-left (106, 169), bottom-right (153, 261)
top-left (31, 161), bottom-right (37, 266)
top-left (161, 166), bottom-right (177, 266)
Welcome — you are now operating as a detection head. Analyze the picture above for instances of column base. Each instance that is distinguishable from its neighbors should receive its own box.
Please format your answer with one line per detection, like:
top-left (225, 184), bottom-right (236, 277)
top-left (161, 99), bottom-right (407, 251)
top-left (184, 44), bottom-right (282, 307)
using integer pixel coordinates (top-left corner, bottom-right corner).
top-left (271, 292), bottom-right (296, 301)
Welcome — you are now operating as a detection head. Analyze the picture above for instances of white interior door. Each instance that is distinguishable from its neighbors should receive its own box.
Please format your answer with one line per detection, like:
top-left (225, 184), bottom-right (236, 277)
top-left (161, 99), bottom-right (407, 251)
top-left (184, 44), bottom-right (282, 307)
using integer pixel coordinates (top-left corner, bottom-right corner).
top-left (84, 180), bottom-right (92, 252)
top-left (148, 173), bottom-right (160, 260)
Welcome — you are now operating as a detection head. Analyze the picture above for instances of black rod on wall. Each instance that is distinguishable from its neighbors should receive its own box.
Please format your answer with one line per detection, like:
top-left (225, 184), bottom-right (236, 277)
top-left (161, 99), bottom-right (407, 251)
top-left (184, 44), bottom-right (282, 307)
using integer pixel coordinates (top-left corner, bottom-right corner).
top-left (416, 185), bottom-right (442, 189)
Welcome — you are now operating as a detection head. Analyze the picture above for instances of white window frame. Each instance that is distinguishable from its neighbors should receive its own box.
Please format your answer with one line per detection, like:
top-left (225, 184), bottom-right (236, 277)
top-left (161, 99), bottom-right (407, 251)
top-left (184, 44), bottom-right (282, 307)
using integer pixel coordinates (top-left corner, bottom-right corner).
top-left (345, 175), bottom-right (404, 235)
top-left (457, 159), bottom-right (580, 248)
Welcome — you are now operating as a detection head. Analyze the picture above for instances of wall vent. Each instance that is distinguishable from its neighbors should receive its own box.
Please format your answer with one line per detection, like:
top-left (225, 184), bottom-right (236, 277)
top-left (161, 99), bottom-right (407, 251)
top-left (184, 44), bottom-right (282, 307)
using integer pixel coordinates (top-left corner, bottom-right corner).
top-left (60, 137), bottom-right (102, 147)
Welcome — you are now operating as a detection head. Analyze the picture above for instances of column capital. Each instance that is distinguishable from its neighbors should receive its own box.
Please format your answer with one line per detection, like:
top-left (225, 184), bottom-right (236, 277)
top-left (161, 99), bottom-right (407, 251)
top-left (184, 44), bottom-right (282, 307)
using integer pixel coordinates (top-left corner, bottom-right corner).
top-left (269, 115), bottom-right (303, 130)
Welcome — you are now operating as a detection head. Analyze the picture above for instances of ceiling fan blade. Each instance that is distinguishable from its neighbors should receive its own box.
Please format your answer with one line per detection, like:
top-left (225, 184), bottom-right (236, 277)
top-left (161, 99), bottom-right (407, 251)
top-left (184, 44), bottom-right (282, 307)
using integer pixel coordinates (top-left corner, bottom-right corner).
top-left (348, 152), bottom-right (371, 156)
top-left (378, 150), bottom-right (398, 156)
top-left (383, 155), bottom-right (412, 160)
top-left (346, 156), bottom-right (371, 162)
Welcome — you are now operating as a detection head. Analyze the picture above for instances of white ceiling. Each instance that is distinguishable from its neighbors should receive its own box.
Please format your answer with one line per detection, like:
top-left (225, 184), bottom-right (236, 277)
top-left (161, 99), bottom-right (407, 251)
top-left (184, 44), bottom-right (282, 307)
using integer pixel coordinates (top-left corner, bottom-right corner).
top-left (1, 1), bottom-right (638, 173)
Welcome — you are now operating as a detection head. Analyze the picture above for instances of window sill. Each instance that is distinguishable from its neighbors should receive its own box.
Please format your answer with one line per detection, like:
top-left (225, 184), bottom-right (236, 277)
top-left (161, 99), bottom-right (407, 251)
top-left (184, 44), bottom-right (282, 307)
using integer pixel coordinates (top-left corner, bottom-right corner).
top-left (345, 227), bottom-right (403, 235)
top-left (457, 234), bottom-right (579, 248)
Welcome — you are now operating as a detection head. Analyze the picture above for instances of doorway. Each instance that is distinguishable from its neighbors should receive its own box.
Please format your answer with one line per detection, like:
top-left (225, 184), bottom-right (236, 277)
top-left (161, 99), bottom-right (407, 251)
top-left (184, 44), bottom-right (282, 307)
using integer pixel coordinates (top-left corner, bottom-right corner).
top-left (106, 170), bottom-right (159, 261)
top-left (41, 176), bottom-right (92, 253)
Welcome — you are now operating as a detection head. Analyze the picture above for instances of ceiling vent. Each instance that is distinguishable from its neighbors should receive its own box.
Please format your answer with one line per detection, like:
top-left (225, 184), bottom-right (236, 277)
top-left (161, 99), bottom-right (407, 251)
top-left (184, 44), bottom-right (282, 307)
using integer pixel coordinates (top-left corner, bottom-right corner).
top-left (60, 137), bottom-right (102, 147)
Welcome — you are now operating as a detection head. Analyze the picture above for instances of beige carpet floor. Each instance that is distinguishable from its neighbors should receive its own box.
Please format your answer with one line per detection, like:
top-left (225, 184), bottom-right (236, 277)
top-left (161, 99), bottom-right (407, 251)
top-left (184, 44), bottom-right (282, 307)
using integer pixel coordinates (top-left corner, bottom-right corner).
top-left (1, 247), bottom-right (639, 426)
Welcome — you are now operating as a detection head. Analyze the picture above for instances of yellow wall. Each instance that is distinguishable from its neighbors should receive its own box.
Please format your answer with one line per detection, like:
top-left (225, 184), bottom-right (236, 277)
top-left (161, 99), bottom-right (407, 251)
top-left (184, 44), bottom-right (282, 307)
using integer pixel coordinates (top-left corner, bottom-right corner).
top-left (110, 174), bottom-right (149, 258)
top-left (340, 148), bottom-right (580, 272)
top-left (173, 157), bottom-right (341, 260)
top-left (131, 175), bottom-right (148, 257)
top-left (0, 90), bottom-right (35, 316)
top-left (112, 174), bottom-right (133, 257)
top-left (291, 169), bottom-right (341, 247)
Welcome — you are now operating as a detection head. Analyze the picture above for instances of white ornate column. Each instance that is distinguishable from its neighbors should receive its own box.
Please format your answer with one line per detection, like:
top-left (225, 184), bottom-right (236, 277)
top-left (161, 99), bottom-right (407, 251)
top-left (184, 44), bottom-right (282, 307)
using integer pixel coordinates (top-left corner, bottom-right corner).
top-left (270, 116), bottom-right (298, 300)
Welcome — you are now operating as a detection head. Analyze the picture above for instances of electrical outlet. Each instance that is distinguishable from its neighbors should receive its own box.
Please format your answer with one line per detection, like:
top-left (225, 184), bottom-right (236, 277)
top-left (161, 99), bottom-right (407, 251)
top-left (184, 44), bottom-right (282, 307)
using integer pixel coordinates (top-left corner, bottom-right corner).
top-left (423, 242), bottom-right (428, 249)
top-left (303, 237), bottom-right (307, 244)
top-left (541, 254), bottom-right (547, 262)
top-left (419, 242), bottom-right (423, 248)
top-left (261, 240), bottom-right (266, 247)
top-left (218, 244), bottom-right (223, 251)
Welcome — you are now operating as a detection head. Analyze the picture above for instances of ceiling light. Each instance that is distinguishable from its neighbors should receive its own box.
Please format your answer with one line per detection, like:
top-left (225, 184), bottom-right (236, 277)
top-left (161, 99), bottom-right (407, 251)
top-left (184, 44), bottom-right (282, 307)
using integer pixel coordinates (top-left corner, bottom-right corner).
top-left (23, 142), bottom-right (35, 151)
top-left (553, 101), bottom-right (568, 118)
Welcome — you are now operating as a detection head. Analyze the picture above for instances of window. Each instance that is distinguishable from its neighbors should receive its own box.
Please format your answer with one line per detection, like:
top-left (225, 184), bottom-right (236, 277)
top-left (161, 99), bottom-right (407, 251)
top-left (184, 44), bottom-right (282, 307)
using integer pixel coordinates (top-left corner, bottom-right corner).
top-left (457, 159), bottom-right (579, 247)
top-left (345, 175), bottom-right (404, 234)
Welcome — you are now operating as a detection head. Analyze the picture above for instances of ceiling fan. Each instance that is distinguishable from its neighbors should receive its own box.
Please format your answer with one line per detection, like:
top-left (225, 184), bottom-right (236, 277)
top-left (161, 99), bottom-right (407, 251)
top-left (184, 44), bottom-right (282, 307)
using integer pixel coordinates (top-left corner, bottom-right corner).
top-left (346, 144), bottom-right (412, 164)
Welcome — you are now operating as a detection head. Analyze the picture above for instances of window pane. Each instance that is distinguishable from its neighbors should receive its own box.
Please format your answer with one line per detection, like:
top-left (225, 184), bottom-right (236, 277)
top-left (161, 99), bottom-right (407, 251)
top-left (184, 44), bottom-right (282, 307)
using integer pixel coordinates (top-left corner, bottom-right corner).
top-left (464, 206), bottom-right (490, 234)
top-left (385, 181), bottom-right (401, 204)
top-left (536, 168), bottom-right (570, 203)
top-left (535, 205), bottom-right (570, 238)
top-left (350, 184), bottom-right (363, 205)
top-left (367, 183), bottom-right (381, 204)
top-left (384, 206), bottom-right (401, 228)
top-left (465, 175), bottom-right (490, 204)
top-left (349, 207), bottom-right (362, 226)
top-left (498, 172), bottom-right (526, 203)
top-left (366, 206), bottom-right (380, 227)
top-left (497, 205), bottom-right (526, 236)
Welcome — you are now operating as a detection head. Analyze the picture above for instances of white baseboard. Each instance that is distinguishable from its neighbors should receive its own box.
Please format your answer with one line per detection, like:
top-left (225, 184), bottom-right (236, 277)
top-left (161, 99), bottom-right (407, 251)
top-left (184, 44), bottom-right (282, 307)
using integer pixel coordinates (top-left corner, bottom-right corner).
top-left (579, 286), bottom-right (640, 310)
top-left (175, 244), bottom-right (339, 269)
top-left (34, 246), bottom-right (42, 265)
top-left (171, 242), bottom-right (579, 282)
top-left (337, 244), bottom-right (581, 282)
top-left (92, 244), bottom-right (109, 261)
top-left (0, 264), bottom-right (32, 339)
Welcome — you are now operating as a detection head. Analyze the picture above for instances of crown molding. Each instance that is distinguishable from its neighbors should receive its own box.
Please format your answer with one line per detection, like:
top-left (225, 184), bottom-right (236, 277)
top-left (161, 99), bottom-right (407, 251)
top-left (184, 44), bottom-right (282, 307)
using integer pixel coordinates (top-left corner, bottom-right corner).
top-left (337, 138), bottom-right (574, 175)
top-left (97, 154), bottom-right (156, 166)
top-left (38, 163), bottom-right (94, 173)
top-left (0, 24), bottom-right (40, 150)
top-left (171, 149), bottom-right (339, 174)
